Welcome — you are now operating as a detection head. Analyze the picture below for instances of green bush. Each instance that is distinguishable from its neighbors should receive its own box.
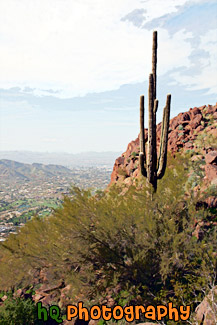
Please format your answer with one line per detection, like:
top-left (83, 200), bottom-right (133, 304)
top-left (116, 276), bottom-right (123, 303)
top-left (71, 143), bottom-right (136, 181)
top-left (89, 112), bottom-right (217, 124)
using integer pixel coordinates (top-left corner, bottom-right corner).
top-left (117, 167), bottom-right (128, 177)
top-left (130, 151), bottom-right (138, 158)
top-left (0, 296), bottom-right (41, 325)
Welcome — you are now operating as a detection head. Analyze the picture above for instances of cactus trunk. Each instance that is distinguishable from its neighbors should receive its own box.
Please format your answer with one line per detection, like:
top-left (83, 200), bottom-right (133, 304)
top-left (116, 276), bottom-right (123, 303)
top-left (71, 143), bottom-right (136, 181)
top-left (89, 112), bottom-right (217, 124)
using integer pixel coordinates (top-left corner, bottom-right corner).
top-left (152, 30), bottom-right (157, 101)
top-left (147, 73), bottom-right (155, 185)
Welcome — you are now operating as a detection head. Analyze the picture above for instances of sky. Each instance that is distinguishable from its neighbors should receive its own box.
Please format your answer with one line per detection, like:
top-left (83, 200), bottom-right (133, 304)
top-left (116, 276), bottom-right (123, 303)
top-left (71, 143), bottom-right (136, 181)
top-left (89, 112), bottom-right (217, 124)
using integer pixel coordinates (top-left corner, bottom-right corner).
top-left (0, 0), bottom-right (216, 153)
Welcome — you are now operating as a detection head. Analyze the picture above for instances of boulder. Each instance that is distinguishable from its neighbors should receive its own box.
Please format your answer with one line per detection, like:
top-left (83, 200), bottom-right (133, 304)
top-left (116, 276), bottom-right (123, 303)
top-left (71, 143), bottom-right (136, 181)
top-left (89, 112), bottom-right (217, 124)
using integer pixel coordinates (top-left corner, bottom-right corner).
top-left (195, 286), bottom-right (217, 325)
top-left (205, 164), bottom-right (217, 184)
top-left (205, 151), bottom-right (217, 165)
top-left (189, 114), bottom-right (203, 129)
top-left (1, 295), bottom-right (8, 302)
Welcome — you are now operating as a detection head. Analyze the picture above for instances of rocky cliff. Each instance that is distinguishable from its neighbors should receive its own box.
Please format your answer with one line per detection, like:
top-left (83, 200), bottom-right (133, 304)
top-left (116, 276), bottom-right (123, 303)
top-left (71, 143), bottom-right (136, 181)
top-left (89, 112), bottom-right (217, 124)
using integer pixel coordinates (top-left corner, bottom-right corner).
top-left (109, 103), bottom-right (217, 190)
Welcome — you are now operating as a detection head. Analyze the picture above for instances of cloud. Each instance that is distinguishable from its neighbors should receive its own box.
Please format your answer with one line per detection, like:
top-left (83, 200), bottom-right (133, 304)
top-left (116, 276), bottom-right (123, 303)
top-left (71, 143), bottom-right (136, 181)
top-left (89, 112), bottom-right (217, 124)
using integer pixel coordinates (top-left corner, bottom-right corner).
top-left (141, 0), bottom-right (217, 94)
top-left (170, 29), bottom-right (217, 94)
top-left (143, 0), bottom-right (217, 36)
top-left (121, 9), bottom-right (147, 27)
top-left (0, 0), bottom-right (207, 98)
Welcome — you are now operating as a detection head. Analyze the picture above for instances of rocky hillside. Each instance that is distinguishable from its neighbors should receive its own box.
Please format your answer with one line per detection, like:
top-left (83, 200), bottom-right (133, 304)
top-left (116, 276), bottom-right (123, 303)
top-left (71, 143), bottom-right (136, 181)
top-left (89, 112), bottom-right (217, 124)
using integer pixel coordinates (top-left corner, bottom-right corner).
top-left (110, 103), bottom-right (217, 190)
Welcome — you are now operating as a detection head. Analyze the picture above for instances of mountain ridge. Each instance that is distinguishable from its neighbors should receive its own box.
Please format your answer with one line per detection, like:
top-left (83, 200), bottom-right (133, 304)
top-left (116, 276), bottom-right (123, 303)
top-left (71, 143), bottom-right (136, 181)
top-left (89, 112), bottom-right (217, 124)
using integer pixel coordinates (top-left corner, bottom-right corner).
top-left (0, 159), bottom-right (73, 182)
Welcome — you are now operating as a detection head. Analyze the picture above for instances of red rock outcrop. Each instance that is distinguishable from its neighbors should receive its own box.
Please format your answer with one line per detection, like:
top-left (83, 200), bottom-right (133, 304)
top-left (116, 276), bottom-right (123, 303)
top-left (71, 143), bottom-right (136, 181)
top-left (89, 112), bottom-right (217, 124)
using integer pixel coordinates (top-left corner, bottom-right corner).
top-left (195, 286), bottom-right (217, 325)
top-left (109, 103), bottom-right (217, 188)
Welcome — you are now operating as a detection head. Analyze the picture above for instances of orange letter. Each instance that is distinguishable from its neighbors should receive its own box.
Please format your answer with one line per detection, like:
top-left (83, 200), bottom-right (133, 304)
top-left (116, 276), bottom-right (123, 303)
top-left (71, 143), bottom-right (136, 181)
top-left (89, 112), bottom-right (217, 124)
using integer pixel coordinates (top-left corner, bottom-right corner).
top-left (102, 305), bottom-right (112, 321)
top-left (78, 302), bottom-right (89, 321)
top-left (113, 306), bottom-right (124, 320)
top-left (90, 305), bottom-right (101, 320)
top-left (180, 305), bottom-right (190, 321)
top-left (157, 305), bottom-right (167, 321)
top-left (67, 305), bottom-right (78, 321)
top-left (135, 305), bottom-right (146, 320)
top-left (168, 302), bottom-right (179, 321)
top-left (145, 305), bottom-right (156, 320)
top-left (124, 306), bottom-right (134, 322)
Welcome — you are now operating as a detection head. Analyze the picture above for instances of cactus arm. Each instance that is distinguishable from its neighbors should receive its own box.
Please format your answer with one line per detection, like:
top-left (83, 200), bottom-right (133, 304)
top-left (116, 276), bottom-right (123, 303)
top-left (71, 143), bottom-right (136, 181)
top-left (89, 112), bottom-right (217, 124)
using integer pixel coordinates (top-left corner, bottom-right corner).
top-left (152, 98), bottom-right (158, 189)
top-left (140, 95), bottom-right (146, 159)
top-left (152, 31), bottom-right (157, 100)
top-left (157, 94), bottom-right (171, 179)
top-left (157, 101), bottom-right (166, 170)
top-left (153, 99), bottom-right (158, 114)
top-left (139, 154), bottom-right (147, 177)
top-left (139, 95), bottom-right (147, 177)
top-left (153, 98), bottom-right (158, 190)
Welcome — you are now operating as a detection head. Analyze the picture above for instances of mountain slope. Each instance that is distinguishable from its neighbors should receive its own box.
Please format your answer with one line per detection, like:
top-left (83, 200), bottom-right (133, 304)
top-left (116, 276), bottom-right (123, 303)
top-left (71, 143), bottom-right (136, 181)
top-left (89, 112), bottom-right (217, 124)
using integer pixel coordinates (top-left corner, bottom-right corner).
top-left (0, 159), bottom-right (73, 181)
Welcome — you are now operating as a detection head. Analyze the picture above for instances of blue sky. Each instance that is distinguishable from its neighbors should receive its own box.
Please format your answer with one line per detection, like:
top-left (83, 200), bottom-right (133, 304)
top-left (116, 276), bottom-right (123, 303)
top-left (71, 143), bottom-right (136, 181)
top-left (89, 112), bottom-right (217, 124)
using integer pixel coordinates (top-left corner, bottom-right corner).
top-left (0, 0), bottom-right (216, 153)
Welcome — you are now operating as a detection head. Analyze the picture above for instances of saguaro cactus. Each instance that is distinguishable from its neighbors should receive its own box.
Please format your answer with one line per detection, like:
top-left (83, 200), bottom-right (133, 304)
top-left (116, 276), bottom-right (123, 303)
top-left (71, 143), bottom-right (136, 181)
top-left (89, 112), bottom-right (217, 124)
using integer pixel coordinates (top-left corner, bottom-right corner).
top-left (139, 31), bottom-right (171, 192)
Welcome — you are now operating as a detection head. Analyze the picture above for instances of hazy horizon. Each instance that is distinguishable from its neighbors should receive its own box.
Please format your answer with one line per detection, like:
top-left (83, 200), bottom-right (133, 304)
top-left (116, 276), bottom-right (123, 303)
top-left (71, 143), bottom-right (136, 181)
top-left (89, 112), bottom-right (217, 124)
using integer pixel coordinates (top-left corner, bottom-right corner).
top-left (0, 150), bottom-right (123, 167)
top-left (0, 149), bottom-right (122, 154)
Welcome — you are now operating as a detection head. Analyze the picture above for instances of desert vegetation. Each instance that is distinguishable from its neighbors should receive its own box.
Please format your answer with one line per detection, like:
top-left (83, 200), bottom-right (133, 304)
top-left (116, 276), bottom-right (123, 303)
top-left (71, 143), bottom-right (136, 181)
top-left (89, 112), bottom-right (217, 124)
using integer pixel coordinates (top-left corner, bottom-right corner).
top-left (0, 151), bottom-right (216, 324)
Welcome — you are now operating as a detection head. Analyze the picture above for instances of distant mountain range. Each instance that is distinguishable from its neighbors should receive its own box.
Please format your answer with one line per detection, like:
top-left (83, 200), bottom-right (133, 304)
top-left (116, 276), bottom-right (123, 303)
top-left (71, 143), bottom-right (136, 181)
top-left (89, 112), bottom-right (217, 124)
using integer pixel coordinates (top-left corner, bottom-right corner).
top-left (0, 151), bottom-right (121, 168)
top-left (0, 159), bottom-right (73, 181)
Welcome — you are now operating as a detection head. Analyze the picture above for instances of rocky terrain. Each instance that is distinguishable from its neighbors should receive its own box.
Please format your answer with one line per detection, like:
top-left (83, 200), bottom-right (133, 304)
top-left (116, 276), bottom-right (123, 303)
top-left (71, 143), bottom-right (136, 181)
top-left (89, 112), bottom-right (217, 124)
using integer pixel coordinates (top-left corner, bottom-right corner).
top-left (109, 103), bottom-right (217, 194)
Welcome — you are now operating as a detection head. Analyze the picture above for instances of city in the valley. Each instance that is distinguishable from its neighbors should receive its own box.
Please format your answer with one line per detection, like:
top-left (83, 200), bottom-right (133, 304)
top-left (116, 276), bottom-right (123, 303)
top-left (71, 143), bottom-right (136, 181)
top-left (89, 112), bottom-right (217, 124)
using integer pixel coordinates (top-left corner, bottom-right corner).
top-left (0, 159), bottom-right (112, 241)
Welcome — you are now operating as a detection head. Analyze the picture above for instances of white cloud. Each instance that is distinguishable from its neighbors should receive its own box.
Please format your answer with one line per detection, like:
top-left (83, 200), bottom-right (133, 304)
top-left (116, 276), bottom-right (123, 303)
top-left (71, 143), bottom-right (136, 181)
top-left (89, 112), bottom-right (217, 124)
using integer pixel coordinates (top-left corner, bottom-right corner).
top-left (0, 0), bottom-right (211, 98)
top-left (171, 29), bottom-right (217, 94)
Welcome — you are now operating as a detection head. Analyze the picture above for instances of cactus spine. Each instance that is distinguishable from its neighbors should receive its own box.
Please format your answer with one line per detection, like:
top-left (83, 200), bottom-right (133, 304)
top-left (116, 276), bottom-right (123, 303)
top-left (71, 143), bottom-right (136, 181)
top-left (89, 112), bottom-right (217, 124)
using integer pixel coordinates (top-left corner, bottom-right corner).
top-left (139, 31), bottom-right (171, 192)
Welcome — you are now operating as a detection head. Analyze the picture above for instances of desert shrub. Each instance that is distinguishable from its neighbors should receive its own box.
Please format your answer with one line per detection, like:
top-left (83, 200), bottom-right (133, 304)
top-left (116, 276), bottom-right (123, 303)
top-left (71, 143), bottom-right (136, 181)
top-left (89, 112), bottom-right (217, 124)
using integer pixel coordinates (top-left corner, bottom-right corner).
top-left (194, 131), bottom-right (217, 152)
top-left (117, 167), bottom-right (128, 177)
top-left (0, 295), bottom-right (41, 325)
top-left (131, 151), bottom-right (138, 158)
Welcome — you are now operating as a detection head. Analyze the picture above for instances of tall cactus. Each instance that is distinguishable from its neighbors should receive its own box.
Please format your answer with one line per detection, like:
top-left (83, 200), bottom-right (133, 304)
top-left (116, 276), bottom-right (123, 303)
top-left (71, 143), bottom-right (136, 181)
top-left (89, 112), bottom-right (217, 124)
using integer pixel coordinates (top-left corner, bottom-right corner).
top-left (139, 31), bottom-right (171, 192)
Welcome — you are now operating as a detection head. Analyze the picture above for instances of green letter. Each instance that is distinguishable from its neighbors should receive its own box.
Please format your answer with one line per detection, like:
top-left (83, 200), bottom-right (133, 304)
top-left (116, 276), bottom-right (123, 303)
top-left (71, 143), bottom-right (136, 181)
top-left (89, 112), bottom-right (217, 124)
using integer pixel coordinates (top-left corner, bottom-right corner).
top-left (49, 305), bottom-right (63, 323)
top-left (37, 302), bottom-right (48, 321)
